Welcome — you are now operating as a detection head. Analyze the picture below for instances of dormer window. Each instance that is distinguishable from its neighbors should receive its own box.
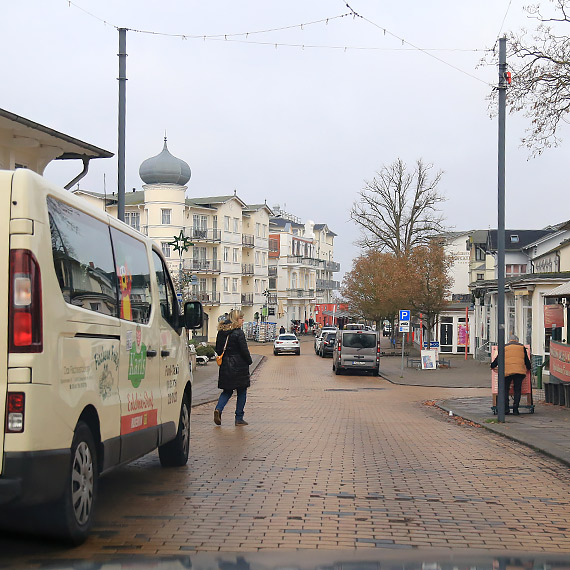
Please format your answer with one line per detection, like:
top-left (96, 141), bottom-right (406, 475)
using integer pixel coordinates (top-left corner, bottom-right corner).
top-left (510, 234), bottom-right (519, 243)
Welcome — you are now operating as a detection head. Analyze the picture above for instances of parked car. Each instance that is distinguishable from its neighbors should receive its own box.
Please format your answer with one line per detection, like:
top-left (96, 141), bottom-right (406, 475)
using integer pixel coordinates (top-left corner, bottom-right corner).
top-left (319, 332), bottom-right (337, 357)
top-left (274, 333), bottom-right (300, 355)
top-left (314, 327), bottom-right (337, 353)
top-left (332, 330), bottom-right (380, 375)
top-left (383, 324), bottom-right (392, 337)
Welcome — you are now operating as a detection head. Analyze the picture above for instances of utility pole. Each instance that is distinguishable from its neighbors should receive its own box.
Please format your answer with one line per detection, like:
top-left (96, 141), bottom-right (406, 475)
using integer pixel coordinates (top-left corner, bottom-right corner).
top-left (497, 36), bottom-right (507, 423)
top-left (117, 28), bottom-right (127, 222)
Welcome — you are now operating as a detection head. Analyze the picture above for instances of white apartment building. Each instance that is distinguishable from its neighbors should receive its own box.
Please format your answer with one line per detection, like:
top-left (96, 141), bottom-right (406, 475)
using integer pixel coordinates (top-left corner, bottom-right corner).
top-left (74, 139), bottom-right (272, 342)
top-left (269, 207), bottom-right (340, 331)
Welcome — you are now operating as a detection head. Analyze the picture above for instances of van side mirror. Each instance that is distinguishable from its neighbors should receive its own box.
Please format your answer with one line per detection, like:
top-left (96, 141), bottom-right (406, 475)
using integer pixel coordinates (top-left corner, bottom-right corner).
top-left (184, 301), bottom-right (203, 329)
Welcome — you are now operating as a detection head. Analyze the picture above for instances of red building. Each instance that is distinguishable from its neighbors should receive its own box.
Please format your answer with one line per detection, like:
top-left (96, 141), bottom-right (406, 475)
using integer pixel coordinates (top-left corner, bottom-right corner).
top-left (315, 303), bottom-right (349, 327)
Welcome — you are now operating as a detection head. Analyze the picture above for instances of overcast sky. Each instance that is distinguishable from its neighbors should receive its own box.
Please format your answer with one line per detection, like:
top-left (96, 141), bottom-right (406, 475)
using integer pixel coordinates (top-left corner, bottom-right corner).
top-left (3, 0), bottom-right (569, 280)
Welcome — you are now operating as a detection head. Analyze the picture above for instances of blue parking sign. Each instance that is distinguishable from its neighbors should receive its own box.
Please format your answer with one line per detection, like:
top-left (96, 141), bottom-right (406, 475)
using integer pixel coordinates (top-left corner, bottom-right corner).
top-left (399, 310), bottom-right (410, 322)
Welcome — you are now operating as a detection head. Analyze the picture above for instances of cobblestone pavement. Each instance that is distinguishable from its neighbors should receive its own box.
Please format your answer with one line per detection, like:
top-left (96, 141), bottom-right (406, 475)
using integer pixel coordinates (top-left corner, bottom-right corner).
top-left (3, 338), bottom-right (570, 564)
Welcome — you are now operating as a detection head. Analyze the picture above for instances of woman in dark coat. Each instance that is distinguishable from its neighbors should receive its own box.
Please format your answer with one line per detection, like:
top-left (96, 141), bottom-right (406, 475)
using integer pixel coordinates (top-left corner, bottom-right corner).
top-left (214, 309), bottom-right (253, 426)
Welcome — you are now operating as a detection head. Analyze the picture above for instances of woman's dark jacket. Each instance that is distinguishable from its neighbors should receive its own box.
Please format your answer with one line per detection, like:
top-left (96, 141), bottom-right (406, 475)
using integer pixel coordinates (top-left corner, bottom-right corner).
top-left (215, 323), bottom-right (253, 390)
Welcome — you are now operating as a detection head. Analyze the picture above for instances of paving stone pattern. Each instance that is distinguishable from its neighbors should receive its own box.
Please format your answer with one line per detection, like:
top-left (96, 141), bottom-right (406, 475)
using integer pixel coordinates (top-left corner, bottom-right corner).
top-left (4, 339), bottom-right (570, 562)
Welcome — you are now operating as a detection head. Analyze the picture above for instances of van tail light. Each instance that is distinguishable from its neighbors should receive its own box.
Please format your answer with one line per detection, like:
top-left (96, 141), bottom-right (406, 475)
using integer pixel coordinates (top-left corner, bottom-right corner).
top-left (9, 250), bottom-right (42, 353)
top-left (6, 392), bottom-right (25, 433)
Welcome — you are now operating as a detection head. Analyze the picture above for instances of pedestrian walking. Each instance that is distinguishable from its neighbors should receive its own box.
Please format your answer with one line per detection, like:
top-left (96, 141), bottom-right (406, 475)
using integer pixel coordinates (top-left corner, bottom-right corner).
top-left (214, 309), bottom-right (253, 426)
top-left (491, 334), bottom-right (531, 415)
top-left (279, 325), bottom-right (285, 335)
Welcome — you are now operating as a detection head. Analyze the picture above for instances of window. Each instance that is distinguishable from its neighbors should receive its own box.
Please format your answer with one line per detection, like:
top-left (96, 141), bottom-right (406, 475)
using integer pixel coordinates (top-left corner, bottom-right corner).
top-left (224, 216), bottom-right (230, 231)
top-left (256, 223), bottom-right (261, 237)
top-left (223, 277), bottom-right (229, 292)
top-left (161, 209), bottom-right (171, 225)
top-left (510, 234), bottom-right (519, 243)
top-left (112, 229), bottom-right (153, 324)
top-left (255, 279), bottom-right (260, 293)
top-left (233, 248), bottom-right (239, 263)
top-left (255, 251), bottom-right (260, 265)
top-left (475, 247), bottom-right (485, 261)
top-left (212, 278), bottom-right (217, 294)
top-left (152, 251), bottom-right (179, 331)
top-left (477, 273), bottom-right (484, 281)
top-left (263, 224), bottom-right (267, 238)
top-left (233, 218), bottom-right (239, 233)
top-left (48, 197), bottom-right (118, 317)
top-left (161, 242), bottom-right (171, 258)
top-left (262, 252), bottom-right (267, 266)
top-left (232, 278), bottom-right (238, 292)
top-left (224, 247), bottom-right (230, 262)
top-left (125, 212), bottom-right (140, 231)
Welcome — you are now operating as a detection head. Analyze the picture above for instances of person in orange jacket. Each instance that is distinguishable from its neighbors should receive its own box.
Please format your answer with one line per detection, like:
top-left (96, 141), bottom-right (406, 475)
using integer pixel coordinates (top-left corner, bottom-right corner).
top-left (491, 334), bottom-right (531, 415)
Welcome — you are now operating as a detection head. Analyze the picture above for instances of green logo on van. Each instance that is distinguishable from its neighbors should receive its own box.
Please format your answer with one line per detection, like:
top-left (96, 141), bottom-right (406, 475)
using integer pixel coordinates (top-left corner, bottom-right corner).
top-left (128, 326), bottom-right (147, 388)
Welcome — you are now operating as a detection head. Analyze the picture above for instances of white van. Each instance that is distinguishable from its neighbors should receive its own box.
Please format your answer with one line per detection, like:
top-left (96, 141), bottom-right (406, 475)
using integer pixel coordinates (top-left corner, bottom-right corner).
top-left (0, 169), bottom-right (203, 543)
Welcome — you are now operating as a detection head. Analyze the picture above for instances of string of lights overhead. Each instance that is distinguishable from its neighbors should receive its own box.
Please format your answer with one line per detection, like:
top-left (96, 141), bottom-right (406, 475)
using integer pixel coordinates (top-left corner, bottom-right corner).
top-left (65, 0), bottom-right (493, 86)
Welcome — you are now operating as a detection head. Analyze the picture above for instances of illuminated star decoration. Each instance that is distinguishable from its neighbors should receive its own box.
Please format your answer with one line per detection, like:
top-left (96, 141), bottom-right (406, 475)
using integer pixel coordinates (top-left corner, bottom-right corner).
top-left (167, 230), bottom-right (193, 254)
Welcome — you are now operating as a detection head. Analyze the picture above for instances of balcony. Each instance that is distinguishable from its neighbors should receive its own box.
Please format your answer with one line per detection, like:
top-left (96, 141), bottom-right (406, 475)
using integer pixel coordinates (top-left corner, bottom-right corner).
top-left (241, 293), bottom-right (254, 306)
top-left (286, 256), bottom-right (323, 268)
top-left (316, 279), bottom-right (340, 290)
top-left (286, 288), bottom-right (315, 299)
top-left (242, 263), bottom-right (254, 276)
top-left (242, 234), bottom-right (255, 247)
top-left (182, 259), bottom-right (221, 273)
top-left (190, 291), bottom-right (220, 305)
top-left (184, 227), bottom-right (221, 242)
top-left (324, 261), bottom-right (340, 272)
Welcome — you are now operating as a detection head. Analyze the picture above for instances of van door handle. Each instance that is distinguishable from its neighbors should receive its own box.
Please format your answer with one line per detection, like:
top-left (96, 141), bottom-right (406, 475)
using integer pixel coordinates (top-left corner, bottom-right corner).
top-left (147, 349), bottom-right (158, 358)
top-left (161, 350), bottom-right (170, 357)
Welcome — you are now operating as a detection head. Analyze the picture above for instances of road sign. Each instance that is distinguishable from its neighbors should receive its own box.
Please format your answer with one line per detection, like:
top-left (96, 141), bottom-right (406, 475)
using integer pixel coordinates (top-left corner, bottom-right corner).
top-left (423, 341), bottom-right (439, 348)
top-left (399, 310), bottom-right (410, 322)
top-left (176, 293), bottom-right (183, 301)
top-left (399, 323), bottom-right (410, 333)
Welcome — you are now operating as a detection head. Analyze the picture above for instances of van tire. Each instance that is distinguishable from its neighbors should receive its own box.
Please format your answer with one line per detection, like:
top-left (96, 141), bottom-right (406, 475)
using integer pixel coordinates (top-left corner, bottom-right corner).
top-left (159, 393), bottom-right (191, 467)
top-left (335, 365), bottom-right (342, 375)
top-left (55, 421), bottom-right (98, 544)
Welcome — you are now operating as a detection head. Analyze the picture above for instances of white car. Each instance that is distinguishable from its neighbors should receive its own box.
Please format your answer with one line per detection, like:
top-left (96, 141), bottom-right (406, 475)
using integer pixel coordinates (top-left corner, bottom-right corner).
top-left (314, 327), bottom-right (337, 353)
top-left (274, 334), bottom-right (301, 355)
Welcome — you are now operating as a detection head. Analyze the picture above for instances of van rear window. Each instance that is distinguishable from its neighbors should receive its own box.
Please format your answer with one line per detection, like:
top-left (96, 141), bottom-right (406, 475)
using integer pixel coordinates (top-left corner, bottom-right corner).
top-left (48, 197), bottom-right (118, 317)
top-left (342, 333), bottom-right (376, 349)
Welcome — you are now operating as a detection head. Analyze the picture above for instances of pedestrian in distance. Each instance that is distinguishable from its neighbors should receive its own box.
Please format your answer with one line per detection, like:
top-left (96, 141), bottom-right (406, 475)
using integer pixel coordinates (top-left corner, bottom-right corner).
top-left (491, 334), bottom-right (531, 415)
top-left (279, 325), bottom-right (285, 335)
top-left (214, 309), bottom-right (253, 426)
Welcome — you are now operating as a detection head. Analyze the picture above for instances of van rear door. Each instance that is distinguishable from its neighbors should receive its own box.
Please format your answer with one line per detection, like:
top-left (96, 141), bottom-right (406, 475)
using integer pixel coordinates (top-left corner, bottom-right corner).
top-left (0, 172), bottom-right (12, 473)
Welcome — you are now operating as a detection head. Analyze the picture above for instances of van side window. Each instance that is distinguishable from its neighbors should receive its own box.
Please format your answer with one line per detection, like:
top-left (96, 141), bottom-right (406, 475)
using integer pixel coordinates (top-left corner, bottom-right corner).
top-left (152, 251), bottom-right (179, 331)
top-left (110, 228), bottom-right (152, 325)
top-left (47, 197), bottom-right (118, 316)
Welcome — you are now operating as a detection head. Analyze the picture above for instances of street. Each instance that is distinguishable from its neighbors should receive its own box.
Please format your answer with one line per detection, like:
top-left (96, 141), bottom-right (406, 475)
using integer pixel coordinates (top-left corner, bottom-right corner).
top-left (2, 336), bottom-right (570, 564)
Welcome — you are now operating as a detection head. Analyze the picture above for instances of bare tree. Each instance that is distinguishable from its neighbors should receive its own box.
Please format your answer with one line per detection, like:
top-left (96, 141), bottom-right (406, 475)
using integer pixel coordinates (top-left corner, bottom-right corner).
top-left (502, 0), bottom-right (570, 154)
top-left (350, 158), bottom-right (446, 256)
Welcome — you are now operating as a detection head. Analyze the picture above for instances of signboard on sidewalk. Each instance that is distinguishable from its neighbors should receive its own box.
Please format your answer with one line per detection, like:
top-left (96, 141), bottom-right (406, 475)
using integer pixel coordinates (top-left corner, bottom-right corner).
top-left (399, 323), bottom-right (410, 333)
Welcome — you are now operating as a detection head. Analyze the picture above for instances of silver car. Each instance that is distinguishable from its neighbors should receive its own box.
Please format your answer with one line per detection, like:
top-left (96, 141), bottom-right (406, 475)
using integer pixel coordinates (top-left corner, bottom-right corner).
top-left (274, 333), bottom-right (300, 355)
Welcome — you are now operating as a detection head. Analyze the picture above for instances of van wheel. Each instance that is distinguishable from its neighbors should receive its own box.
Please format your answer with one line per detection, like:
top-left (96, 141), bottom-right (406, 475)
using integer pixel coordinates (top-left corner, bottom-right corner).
top-left (55, 421), bottom-right (98, 544)
top-left (335, 366), bottom-right (342, 375)
top-left (159, 392), bottom-right (190, 467)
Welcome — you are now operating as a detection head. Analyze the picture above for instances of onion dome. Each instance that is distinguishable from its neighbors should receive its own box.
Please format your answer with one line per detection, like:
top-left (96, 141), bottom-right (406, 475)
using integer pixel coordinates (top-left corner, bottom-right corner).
top-left (139, 137), bottom-right (191, 186)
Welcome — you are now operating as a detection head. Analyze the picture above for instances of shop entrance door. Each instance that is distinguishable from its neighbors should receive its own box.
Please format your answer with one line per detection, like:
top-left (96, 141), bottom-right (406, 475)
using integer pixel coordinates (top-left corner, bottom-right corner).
top-left (440, 319), bottom-right (453, 352)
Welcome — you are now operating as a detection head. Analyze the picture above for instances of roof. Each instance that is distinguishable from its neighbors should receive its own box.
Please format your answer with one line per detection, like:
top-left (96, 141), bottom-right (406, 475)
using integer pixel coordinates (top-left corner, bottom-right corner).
top-left (74, 189), bottom-right (144, 206)
top-left (313, 223), bottom-right (337, 237)
top-left (270, 217), bottom-right (304, 230)
top-left (543, 281), bottom-right (570, 297)
top-left (487, 229), bottom-right (554, 251)
top-left (189, 195), bottom-right (247, 208)
top-left (0, 108), bottom-right (113, 161)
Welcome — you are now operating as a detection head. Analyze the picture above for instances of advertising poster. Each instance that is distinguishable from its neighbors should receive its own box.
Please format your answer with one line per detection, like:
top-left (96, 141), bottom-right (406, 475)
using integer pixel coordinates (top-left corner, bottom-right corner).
top-left (421, 350), bottom-right (437, 370)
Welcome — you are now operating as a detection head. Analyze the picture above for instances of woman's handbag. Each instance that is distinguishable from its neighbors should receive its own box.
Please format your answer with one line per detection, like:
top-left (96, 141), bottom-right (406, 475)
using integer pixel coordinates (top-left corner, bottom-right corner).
top-left (216, 335), bottom-right (229, 366)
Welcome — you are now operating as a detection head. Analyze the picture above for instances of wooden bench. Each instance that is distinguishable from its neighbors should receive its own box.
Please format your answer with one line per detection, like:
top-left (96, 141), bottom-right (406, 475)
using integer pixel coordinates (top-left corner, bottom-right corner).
top-left (438, 358), bottom-right (451, 368)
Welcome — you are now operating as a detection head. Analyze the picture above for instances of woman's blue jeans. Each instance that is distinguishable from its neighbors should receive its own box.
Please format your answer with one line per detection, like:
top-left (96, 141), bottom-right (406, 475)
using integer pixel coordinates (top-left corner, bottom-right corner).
top-left (216, 387), bottom-right (247, 421)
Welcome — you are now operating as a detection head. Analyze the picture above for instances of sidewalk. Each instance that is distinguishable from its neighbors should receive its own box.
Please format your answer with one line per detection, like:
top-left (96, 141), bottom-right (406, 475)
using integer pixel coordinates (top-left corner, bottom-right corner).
top-left (378, 340), bottom-right (570, 467)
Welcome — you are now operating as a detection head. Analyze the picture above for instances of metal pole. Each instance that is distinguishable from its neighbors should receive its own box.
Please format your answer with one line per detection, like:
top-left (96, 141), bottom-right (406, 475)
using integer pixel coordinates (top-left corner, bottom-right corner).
top-left (117, 28), bottom-right (127, 222)
top-left (400, 330), bottom-right (405, 377)
top-left (497, 37), bottom-right (507, 423)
